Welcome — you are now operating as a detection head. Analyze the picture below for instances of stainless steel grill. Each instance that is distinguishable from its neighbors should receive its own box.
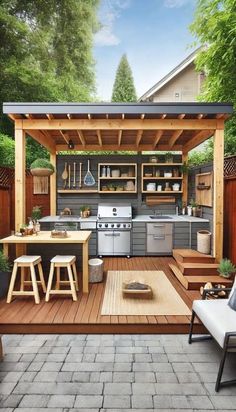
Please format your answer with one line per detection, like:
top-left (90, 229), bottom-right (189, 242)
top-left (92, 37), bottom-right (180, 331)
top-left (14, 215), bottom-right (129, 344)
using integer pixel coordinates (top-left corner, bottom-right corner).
top-left (97, 203), bottom-right (132, 256)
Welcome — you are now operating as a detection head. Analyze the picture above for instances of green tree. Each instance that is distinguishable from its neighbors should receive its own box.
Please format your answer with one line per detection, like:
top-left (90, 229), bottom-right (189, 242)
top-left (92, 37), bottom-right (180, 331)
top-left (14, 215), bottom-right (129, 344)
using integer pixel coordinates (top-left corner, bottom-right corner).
top-left (0, 0), bottom-right (99, 164)
top-left (189, 0), bottom-right (236, 162)
top-left (111, 54), bottom-right (137, 102)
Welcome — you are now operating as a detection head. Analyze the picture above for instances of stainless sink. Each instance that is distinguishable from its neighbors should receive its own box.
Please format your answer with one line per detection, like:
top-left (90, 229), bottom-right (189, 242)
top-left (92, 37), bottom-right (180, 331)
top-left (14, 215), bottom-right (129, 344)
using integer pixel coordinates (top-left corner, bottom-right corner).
top-left (149, 215), bottom-right (173, 219)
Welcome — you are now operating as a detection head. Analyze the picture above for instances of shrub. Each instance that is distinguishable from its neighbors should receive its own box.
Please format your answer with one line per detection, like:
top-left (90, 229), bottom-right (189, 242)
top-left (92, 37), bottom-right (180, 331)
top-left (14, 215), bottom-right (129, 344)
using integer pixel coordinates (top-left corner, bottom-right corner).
top-left (0, 251), bottom-right (11, 272)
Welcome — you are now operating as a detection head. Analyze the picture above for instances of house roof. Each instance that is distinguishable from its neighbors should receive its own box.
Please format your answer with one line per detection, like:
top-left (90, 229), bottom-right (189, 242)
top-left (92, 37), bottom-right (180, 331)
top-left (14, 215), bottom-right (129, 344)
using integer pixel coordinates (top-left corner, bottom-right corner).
top-left (3, 101), bottom-right (233, 153)
top-left (138, 48), bottom-right (201, 102)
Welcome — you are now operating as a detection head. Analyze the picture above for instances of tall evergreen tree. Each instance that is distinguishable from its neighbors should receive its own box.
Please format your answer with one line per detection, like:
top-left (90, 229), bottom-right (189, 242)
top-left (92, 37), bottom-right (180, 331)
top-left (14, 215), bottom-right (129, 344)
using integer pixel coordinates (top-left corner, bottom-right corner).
top-left (111, 54), bottom-right (137, 102)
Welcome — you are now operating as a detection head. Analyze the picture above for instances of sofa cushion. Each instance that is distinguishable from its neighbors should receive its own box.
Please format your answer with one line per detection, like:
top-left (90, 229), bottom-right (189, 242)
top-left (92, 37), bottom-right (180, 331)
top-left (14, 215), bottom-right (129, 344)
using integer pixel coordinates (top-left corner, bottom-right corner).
top-left (228, 289), bottom-right (236, 311)
top-left (229, 275), bottom-right (236, 299)
top-left (193, 299), bottom-right (236, 348)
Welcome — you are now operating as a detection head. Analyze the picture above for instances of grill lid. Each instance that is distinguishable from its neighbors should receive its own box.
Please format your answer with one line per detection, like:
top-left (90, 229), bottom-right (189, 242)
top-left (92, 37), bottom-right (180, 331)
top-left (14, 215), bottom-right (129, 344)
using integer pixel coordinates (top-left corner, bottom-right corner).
top-left (97, 203), bottom-right (132, 220)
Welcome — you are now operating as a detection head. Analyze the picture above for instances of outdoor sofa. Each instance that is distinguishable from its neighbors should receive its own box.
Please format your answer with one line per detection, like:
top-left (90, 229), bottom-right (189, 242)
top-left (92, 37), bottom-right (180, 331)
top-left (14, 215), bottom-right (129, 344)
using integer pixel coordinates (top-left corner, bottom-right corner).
top-left (189, 276), bottom-right (236, 391)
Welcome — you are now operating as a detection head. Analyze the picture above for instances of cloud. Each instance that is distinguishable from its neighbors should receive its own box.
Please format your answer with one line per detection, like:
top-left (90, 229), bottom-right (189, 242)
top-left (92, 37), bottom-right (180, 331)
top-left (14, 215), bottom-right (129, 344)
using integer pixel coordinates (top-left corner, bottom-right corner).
top-left (164, 0), bottom-right (193, 8)
top-left (94, 0), bottom-right (131, 47)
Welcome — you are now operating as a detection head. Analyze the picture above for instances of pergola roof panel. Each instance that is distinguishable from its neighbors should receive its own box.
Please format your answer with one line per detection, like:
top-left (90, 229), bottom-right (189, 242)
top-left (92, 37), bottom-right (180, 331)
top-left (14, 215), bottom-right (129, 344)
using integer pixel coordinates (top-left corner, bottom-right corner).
top-left (4, 102), bottom-right (233, 152)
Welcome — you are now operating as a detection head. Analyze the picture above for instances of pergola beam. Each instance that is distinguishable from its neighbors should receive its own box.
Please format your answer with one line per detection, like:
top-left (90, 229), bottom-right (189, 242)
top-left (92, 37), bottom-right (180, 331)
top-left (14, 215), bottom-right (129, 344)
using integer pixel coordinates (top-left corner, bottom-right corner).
top-left (136, 130), bottom-right (143, 146)
top-left (15, 128), bottom-right (26, 231)
top-left (213, 129), bottom-right (224, 261)
top-left (59, 130), bottom-right (70, 145)
top-left (153, 130), bottom-right (163, 148)
top-left (76, 130), bottom-right (85, 146)
top-left (118, 130), bottom-right (122, 146)
top-left (97, 130), bottom-right (102, 146)
top-left (25, 129), bottom-right (56, 153)
top-left (169, 130), bottom-right (183, 148)
top-left (55, 144), bottom-right (183, 151)
top-left (21, 118), bottom-right (220, 131)
top-left (183, 130), bottom-right (214, 152)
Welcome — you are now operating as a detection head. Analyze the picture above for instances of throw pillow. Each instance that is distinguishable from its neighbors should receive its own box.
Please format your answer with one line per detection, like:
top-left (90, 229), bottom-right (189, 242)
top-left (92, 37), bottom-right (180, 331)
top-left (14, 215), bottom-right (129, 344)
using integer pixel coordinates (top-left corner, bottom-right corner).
top-left (228, 288), bottom-right (236, 311)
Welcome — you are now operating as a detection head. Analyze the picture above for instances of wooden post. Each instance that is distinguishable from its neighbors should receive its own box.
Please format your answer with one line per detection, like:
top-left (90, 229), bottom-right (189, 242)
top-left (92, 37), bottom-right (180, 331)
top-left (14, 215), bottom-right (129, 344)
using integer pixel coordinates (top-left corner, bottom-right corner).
top-left (182, 150), bottom-right (188, 207)
top-left (15, 128), bottom-right (26, 231)
top-left (50, 153), bottom-right (57, 215)
top-left (213, 128), bottom-right (224, 261)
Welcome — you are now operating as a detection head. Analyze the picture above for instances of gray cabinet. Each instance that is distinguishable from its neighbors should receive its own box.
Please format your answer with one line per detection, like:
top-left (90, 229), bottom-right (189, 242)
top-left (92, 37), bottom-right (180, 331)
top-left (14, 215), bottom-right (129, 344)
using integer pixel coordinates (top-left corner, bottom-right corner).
top-left (173, 222), bottom-right (190, 248)
top-left (146, 223), bottom-right (173, 255)
top-left (132, 222), bottom-right (146, 256)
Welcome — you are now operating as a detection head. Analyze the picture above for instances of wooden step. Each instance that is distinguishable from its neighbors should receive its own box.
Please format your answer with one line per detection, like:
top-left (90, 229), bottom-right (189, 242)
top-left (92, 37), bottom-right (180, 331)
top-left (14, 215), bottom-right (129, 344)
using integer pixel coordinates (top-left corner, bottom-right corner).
top-left (169, 264), bottom-right (232, 290)
top-left (177, 261), bottom-right (219, 276)
top-left (173, 249), bottom-right (215, 264)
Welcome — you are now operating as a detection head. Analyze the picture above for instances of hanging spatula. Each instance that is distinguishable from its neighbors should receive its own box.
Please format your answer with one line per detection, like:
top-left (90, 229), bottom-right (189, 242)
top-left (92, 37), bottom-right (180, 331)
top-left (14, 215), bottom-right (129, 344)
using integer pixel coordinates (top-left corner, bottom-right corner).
top-left (62, 162), bottom-right (68, 189)
top-left (84, 159), bottom-right (95, 186)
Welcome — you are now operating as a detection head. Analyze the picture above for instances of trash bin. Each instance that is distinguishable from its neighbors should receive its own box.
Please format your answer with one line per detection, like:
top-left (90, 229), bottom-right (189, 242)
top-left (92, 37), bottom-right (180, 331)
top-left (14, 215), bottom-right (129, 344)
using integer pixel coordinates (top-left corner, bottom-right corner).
top-left (197, 230), bottom-right (211, 254)
top-left (89, 258), bottom-right (104, 283)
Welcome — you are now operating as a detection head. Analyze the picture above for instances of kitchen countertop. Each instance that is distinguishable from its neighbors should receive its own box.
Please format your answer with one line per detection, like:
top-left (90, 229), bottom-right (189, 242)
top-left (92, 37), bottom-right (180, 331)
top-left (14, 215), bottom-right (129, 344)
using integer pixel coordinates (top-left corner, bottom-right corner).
top-left (40, 215), bottom-right (209, 223)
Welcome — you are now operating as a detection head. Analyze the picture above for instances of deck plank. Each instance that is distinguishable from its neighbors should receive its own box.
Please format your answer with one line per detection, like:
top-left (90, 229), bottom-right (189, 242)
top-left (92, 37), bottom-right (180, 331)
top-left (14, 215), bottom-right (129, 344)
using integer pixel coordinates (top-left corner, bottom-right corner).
top-left (0, 257), bottom-right (203, 334)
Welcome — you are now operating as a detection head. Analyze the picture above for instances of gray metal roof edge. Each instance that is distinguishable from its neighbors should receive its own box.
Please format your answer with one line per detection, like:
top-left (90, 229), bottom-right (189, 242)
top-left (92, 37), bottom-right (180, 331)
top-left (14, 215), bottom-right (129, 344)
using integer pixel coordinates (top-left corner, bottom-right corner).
top-left (3, 102), bottom-right (233, 115)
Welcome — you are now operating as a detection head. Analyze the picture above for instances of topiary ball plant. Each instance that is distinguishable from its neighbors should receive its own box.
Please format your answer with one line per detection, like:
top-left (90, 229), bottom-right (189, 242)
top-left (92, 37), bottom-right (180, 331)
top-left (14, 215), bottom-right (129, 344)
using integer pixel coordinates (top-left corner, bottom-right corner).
top-left (30, 159), bottom-right (55, 176)
top-left (217, 258), bottom-right (236, 279)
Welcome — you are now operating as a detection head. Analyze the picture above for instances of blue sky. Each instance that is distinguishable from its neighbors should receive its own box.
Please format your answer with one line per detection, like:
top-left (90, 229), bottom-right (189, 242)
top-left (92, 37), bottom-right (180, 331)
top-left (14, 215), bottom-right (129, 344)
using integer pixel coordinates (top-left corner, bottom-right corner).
top-left (93, 0), bottom-right (197, 101)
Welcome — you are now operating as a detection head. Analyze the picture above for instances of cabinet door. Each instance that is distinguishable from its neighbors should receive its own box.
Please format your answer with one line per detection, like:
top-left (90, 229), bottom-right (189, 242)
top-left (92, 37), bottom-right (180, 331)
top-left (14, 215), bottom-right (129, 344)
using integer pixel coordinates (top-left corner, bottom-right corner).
top-left (114, 231), bottom-right (131, 255)
top-left (147, 234), bottom-right (172, 254)
top-left (98, 231), bottom-right (114, 255)
top-left (147, 223), bottom-right (173, 235)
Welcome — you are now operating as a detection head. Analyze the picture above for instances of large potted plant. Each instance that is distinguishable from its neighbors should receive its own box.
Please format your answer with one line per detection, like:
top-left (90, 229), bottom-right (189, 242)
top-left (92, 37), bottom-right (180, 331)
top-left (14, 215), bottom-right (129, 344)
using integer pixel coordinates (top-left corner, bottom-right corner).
top-left (30, 159), bottom-right (55, 177)
top-left (0, 251), bottom-right (11, 298)
top-left (217, 259), bottom-right (236, 279)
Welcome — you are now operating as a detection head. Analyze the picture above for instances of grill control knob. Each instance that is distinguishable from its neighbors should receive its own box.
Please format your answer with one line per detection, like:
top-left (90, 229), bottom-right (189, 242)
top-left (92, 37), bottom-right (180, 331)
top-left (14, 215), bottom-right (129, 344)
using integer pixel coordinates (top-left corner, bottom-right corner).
top-left (99, 223), bottom-right (102, 228)
top-left (123, 224), bottom-right (126, 228)
top-left (111, 223), bottom-right (114, 228)
top-left (117, 223), bottom-right (120, 228)
top-left (105, 223), bottom-right (108, 228)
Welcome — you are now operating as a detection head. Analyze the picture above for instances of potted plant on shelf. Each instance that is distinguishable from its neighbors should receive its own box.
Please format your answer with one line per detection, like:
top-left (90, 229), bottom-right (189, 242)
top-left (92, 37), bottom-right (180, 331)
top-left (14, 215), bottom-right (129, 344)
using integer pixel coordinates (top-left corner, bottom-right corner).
top-left (165, 152), bottom-right (174, 163)
top-left (217, 259), bottom-right (236, 279)
top-left (30, 159), bottom-right (55, 177)
top-left (0, 251), bottom-right (12, 298)
top-left (108, 184), bottom-right (115, 191)
top-left (80, 205), bottom-right (91, 218)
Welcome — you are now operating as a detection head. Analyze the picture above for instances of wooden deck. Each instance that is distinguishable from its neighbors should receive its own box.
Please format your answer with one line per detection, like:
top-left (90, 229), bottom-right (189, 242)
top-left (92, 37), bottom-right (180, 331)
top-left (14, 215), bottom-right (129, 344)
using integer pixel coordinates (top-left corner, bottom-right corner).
top-left (0, 257), bottom-right (203, 334)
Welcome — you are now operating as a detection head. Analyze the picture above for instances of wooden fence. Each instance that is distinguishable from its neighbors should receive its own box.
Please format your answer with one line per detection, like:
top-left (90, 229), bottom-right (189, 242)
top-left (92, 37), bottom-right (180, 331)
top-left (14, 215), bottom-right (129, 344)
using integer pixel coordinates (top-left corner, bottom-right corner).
top-left (223, 156), bottom-right (236, 264)
top-left (0, 167), bottom-right (50, 237)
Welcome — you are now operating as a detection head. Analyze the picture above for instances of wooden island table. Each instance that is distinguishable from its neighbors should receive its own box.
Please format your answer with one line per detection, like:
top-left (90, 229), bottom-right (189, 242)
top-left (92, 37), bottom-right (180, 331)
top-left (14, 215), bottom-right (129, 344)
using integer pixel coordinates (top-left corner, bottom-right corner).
top-left (1, 231), bottom-right (92, 293)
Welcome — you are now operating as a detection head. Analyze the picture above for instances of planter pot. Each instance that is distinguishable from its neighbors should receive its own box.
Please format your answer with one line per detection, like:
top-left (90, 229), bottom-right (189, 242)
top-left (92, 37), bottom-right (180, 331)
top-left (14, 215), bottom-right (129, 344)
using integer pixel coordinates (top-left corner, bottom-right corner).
top-left (0, 270), bottom-right (11, 298)
top-left (30, 168), bottom-right (54, 177)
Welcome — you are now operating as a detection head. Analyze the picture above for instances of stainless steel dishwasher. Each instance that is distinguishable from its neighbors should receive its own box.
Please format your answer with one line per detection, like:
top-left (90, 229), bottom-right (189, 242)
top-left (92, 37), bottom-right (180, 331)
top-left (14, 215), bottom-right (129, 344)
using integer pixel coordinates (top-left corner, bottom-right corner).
top-left (146, 223), bottom-right (173, 255)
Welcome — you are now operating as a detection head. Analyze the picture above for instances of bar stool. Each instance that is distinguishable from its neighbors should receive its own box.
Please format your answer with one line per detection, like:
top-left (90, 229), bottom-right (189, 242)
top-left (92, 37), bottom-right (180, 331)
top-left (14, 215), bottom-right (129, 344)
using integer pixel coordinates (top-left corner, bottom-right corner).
top-left (7, 255), bottom-right (46, 304)
top-left (45, 255), bottom-right (79, 302)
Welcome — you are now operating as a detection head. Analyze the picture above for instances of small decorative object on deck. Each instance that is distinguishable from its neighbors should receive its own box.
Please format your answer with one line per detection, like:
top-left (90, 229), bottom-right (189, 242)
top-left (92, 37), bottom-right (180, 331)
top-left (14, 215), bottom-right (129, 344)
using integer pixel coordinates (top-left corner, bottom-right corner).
top-left (197, 230), bottom-right (211, 254)
top-left (89, 258), bottom-right (104, 283)
top-left (30, 158), bottom-right (55, 177)
top-left (122, 280), bottom-right (153, 299)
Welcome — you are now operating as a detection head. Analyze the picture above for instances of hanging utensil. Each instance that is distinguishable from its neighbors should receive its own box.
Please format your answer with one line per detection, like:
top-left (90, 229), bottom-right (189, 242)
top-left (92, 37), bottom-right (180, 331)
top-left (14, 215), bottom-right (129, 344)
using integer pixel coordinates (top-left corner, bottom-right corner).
top-left (73, 162), bottom-right (76, 188)
top-left (68, 164), bottom-right (71, 189)
top-left (62, 162), bottom-right (68, 189)
top-left (84, 159), bottom-right (95, 186)
top-left (79, 162), bottom-right (82, 188)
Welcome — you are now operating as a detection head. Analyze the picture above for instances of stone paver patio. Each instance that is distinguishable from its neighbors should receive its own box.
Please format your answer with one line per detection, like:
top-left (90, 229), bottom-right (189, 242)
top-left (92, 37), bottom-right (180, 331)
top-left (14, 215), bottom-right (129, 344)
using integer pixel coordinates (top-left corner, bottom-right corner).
top-left (0, 334), bottom-right (236, 411)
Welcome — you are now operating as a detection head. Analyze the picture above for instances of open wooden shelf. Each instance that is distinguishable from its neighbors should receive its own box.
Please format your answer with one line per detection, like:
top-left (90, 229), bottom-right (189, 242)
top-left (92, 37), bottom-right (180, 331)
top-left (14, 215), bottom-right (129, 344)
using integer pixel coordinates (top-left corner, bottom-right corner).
top-left (57, 189), bottom-right (98, 193)
top-left (142, 177), bottom-right (183, 180)
top-left (98, 163), bottom-right (137, 194)
top-left (142, 190), bottom-right (183, 194)
top-left (141, 160), bottom-right (183, 196)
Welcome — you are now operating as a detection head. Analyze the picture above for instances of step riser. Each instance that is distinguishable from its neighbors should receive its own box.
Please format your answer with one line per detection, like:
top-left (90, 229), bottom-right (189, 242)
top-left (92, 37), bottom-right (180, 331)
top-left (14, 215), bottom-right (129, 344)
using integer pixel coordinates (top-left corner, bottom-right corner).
top-left (176, 261), bottom-right (219, 276)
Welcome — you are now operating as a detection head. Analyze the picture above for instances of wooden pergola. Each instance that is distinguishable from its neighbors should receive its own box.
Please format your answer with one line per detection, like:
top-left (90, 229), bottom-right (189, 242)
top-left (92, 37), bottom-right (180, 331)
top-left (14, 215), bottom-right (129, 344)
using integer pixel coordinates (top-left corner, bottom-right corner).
top-left (3, 102), bottom-right (233, 261)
